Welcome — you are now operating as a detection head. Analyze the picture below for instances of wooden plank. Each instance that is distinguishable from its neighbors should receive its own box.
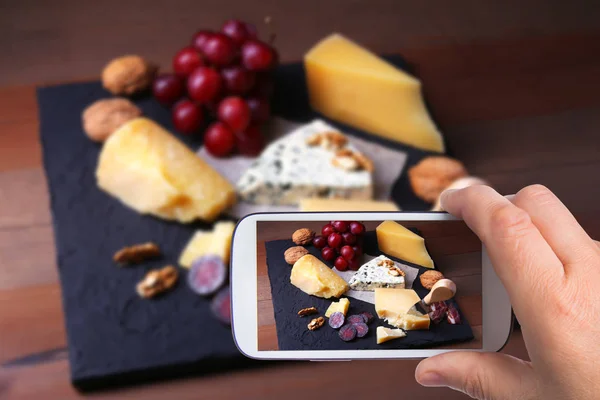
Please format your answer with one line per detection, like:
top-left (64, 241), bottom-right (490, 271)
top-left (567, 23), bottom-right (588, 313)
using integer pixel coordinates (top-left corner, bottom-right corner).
top-left (0, 225), bottom-right (57, 291)
top-left (0, 168), bottom-right (52, 229)
top-left (0, 284), bottom-right (66, 364)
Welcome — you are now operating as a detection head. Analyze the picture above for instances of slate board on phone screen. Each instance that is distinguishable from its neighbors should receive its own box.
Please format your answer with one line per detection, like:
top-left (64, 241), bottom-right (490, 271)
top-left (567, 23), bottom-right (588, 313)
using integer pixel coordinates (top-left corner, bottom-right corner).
top-left (264, 233), bottom-right (474, 351)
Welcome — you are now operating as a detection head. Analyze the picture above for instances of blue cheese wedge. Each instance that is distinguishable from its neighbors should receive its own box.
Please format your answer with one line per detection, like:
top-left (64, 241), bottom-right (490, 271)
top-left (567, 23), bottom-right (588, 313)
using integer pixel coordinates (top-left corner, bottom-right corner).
top-left (236, 119), bottom-right (373, 206)
top-left (348, 255), bottom-right (406, 291)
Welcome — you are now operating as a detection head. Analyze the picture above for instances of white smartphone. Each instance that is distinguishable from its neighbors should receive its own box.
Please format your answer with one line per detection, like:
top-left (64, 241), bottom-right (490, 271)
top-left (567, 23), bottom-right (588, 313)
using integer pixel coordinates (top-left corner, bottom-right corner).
top-left (231, 212), bottom-right (513, 360)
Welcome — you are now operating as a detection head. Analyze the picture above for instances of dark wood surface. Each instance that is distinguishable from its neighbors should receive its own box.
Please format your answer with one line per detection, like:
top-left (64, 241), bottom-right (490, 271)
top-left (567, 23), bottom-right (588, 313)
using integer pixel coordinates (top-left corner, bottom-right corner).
top-left (1, 1), bottom-right (600, 398)
top-left (257, 221), bottom-right (482, 351)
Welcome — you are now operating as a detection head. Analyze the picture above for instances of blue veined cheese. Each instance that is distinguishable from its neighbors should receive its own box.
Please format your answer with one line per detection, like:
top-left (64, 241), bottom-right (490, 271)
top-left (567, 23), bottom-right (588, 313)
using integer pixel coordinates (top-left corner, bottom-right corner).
top-left (348, 255), bottom-right (405, 291)
top-left (236, 119), bottom-right (373, 206)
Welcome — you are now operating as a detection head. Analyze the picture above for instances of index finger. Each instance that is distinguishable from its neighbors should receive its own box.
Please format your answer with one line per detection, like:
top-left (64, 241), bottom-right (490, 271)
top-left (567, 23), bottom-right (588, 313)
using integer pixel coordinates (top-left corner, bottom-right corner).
top-left (440, 185), bottom-right (564, 310)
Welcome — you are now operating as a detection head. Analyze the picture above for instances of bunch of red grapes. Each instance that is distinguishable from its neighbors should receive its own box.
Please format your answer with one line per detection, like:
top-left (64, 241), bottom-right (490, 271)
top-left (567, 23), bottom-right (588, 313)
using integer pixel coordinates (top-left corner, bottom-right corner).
top-left (313, 221), bottom-right (366, 271)
top-left (152, 19), bottom-right (278, 158)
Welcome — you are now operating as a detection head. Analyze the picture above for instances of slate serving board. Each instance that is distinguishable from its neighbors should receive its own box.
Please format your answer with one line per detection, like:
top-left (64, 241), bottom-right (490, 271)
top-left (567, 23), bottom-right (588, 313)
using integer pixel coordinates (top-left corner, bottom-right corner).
top-left (264, 232), bottom-right (474, 350)
top-left (35, 55), bottom-right (439, 390)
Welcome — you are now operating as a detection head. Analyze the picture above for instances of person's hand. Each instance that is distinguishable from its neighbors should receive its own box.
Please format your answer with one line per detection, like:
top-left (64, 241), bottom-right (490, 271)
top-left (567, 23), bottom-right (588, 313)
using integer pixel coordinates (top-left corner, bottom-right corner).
top-left (414, 184), bottom-right (600, 399)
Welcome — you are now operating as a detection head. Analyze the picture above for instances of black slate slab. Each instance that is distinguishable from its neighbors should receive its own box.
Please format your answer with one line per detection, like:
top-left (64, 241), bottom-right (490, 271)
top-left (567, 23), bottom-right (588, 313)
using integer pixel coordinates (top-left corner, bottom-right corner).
top-left (265, 236), bottom-right (474, 350)
top-left (35, 55), bottom-right (441, 390)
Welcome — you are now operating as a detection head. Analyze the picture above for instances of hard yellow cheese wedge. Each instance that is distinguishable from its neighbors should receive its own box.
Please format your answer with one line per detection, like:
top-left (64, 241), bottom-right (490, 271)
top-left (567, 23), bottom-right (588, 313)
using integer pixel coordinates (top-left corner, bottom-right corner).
top-left (96, 118), bottom-right (236, 223)
top-left (376, 220), bottom-right (434, 268)
top-left (376, 326), bottom-right (406, 344)
top-left (375, 288), bottom-right (430, 330)
top-left (291, 255), bottom-right (349, 299)
top-left (304, 34), bottom-right (444, 153)
top-left (300, 198), bottom-right (400, 212)
top-left (178, 221), bottom-right (235, 267)
top-left (325, 298), bottom-right (350, 317)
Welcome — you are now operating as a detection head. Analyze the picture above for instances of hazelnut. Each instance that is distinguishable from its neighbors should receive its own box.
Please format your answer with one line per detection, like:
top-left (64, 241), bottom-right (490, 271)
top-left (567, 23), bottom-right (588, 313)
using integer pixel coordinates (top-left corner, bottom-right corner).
top-left (408, 156), bottom-right (468, 203)
top-left (292, 228), bottom-right (315, 245)
top-left (284, 246), bottom-right (309, 265)
top-left (102, 55), bottom-right (157, 96)
top-left (420, 270), bottom-right (445, 290)
top-left (82, 98), bottom-right (142, 142)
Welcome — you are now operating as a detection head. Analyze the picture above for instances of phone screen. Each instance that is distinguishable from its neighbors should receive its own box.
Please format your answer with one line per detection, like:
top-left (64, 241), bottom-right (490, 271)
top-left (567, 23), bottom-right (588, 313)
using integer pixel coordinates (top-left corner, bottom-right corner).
top-left (256, 219), bottom-right (482, 351)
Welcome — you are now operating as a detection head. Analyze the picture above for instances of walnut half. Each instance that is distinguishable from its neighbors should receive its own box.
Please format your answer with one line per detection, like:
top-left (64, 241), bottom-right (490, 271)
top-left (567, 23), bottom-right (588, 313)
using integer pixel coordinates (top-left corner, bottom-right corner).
top-left (136, 265), bottom-right (179, 298)
top-left (307, 316), bottom-right (325, 331)
top-left (114, 242), bottom-right (161, 265)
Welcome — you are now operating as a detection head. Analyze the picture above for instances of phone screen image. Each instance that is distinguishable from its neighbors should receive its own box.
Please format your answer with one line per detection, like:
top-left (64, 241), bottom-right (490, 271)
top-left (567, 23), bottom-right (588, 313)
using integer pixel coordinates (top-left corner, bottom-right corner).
top-left (256, 219), bottom-right (482, 351)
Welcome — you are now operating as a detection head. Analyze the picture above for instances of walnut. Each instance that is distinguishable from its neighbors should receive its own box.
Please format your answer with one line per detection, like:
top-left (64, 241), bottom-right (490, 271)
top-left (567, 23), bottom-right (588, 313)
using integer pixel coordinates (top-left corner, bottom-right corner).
top-left (114, 242), bottom-right (160, 265)
top-left (306, 131), bottom-right (348, 150)
top-left (82, 98), bottom-right (142, 142)
top-left (307, 316), bottom-right (325, 331)
top-left (292, 228), bottom-right (315, 245)
top-left (420, 270), bottom-right (445, 290)
top-left (136, 265), bottom-right (178, 298)
top-left (297, 306), bottom-right (318, 317)
top-left (284, 246), bottom-right (309, 265)
top-left (377, 259), bottom-right (395, 268)
top-left (388, 266), bottom-right (405, 277)
top-left (332, 149), bottom-right (374, 172)
top-left (102, 55), bottom-right (157, 96)
top-left (408, 156), bottom-right (468, 203)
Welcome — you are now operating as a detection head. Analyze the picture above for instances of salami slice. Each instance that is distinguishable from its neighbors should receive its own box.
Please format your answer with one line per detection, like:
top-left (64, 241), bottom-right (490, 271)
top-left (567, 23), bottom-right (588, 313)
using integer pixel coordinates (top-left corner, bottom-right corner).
top-left (359, 312), bottom-right (374, 324)
top-left (210, 285), bottom-right (231, 325)
top-left (429, 301), bottom-right (448, 324)
top-left (187, 255), bottom-right (226, 296)
top-left (347, 315), bottom-right (364, 325)
top-left (447, 303), bottom-right (461, 325)
top-left (328, 312), bottom-right (345, 329)
top-left (353, 322), bottom-right (369, 338)
top-left (338, 324), bottom-right (357, 342)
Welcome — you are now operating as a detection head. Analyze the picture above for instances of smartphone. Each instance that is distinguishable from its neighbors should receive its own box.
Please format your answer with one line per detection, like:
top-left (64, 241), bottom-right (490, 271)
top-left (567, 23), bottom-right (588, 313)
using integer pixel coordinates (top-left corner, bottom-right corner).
top-left (231, 212), bottom-right (512, 360)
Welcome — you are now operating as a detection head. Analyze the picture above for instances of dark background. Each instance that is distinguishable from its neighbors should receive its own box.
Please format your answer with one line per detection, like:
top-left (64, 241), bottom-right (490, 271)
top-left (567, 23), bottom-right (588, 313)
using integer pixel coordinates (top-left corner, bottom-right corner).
top-left (1, 1), bottom-right (600, 398)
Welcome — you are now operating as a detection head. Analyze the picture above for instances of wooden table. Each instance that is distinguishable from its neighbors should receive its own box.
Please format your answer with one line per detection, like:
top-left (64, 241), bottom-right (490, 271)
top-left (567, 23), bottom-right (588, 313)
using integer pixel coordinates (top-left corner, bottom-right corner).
top-left (1, 1), bottom-right (600, 398)
top-left (257, 220), bottom-right (482, 351)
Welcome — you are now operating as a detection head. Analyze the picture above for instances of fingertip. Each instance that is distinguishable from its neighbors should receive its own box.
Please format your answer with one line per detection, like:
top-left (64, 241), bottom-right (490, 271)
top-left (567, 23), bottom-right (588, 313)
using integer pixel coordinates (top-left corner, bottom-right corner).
top-left (439, 189), bottom-right (458, 212)
top-left (415, 358), bottom-right (447, 387)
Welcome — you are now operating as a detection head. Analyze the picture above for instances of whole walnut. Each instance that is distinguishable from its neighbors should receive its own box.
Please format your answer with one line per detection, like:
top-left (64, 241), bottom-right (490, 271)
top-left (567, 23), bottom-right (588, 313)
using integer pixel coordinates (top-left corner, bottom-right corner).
top-left (82, 98), bottom-right (142, 142)
top-left (408, 156), bottom-right (468, 203)
top-left (102, 55), bottom-right (157, 95)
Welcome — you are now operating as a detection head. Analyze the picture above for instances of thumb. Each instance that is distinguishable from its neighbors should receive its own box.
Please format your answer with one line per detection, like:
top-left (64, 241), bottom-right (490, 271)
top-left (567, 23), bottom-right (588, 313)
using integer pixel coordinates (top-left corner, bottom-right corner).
top-left (415, 352), bottom-right (538, 400)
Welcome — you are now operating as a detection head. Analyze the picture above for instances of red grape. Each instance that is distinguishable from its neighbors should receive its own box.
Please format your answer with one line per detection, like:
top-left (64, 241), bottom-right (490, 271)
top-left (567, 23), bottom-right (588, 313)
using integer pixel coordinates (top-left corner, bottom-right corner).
top-left (349, 258), bottom-right (361, 271)
top-left (221, 66), bottom-right (255, 95)
top-left (187, 67), bottom-right (222, 104)
top-left (349, 222), bottom-right (365, 235)
top-left (312, 235), bottom-right (327, 249)
top-left (171, 99), bottom-right (203, 134)
top-left (340, 245), bottom-right (355, 261)
top-left (203, 33), bottom-right (237, 66)
top-left (321, 247), bottom-right (336, 262)
top-left (204, 121), bottom-right (235, 157)
top-left (328, 233), bottom-right (342, 249)
top-left (241, 40), bottom-right (274, 71)
top-left (173, 47), bottom-right (203, 77)
top-left (234, 124), bottom-right (264, 156)
top-left (152, 74), bottom-right (184, 105)
top-left (322, 224), bottom-right (335, 237)
top-left (217, 96), bottom-right (250, 132)
top-left (341, 232), bottom-right (356, 245)
top-left (221, 19), bottom-right (253, 47)
top-left (191, 30), bottom-right (214, 54)
top-left (334, 256), bottom-right (349, 271)
top-left (351, 245), bottom-right (362, 258)
top-left (246, 97), bottom-right (270, 123)
top-left (332, 221), bottom-right (348, 233)
top-left (250, 72), bottom-right (274, 97)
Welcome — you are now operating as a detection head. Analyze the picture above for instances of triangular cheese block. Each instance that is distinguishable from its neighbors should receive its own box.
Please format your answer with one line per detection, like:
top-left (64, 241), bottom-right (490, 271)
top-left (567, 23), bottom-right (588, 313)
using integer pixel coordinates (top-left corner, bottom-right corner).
top-left (236, 120), bottom-right (373, 206)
